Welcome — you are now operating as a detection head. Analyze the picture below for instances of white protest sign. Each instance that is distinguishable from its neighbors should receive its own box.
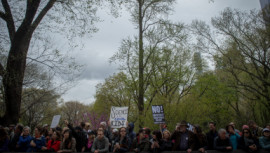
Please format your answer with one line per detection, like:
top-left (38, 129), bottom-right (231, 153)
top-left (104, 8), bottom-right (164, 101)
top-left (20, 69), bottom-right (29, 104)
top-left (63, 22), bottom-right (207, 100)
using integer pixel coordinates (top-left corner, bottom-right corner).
top-left (50, 115), bottom-right (61, 128)
top-left (110, 106), bottom-right (128, 128)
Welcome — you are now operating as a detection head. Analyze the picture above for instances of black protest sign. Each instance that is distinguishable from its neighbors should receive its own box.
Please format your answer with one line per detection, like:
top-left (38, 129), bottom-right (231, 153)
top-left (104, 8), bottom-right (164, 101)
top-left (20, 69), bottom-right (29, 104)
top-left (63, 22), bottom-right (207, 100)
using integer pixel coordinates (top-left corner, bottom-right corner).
top-left (151, 105), bottom-right (165, 124)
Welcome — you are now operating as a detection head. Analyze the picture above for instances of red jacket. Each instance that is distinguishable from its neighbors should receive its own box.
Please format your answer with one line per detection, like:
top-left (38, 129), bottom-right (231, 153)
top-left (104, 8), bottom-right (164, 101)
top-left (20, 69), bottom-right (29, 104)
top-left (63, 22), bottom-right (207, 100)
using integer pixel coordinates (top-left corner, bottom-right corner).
top-left (47, 140), bottom-right (61, 152)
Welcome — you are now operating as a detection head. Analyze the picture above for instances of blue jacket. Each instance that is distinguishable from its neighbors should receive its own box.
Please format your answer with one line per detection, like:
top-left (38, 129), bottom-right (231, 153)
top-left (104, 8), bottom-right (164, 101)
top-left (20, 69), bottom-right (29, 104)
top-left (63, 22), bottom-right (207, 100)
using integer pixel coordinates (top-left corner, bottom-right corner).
top-left (17, 135), bottom-right (32, 152)
top-left (0, 137), bottom-right (9, 152)
top-left (26, 136), bottom-right (46, 152)
top-left (259, 136), bottom-right (270, 150)
top-left (229, 133), bottom-right (240, 150)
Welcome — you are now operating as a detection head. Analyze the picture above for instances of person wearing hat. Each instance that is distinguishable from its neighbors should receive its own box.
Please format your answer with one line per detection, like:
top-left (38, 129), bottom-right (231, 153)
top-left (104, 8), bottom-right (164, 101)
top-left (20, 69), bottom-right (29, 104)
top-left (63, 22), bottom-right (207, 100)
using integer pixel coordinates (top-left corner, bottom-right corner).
top-left (259, 128), bottom-right (270, 150)
top-left (171, 120), bottom-right (195, 152)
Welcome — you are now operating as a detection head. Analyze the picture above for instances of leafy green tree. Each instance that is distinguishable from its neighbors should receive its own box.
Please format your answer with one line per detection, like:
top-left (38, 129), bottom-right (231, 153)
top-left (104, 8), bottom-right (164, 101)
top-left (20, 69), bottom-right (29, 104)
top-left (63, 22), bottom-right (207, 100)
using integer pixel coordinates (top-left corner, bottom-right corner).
top-left (191, 8), bottom-right (270, 124)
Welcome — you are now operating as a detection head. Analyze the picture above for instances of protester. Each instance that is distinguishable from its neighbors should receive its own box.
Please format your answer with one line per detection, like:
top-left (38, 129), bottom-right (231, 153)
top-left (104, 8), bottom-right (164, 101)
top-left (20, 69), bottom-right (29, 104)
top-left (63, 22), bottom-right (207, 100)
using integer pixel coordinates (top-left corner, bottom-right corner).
top-left (65, 120), bottom-right (87, 152)
top-left (249, 120), bottom-right (263, 139)
top-left (239, 125), bottom-right (249, 136)
top-left (9, 123), bottom-right (23, 151)
top-left (17, 126), bottom-right (32, 152)
top-left (213, 129), bottom-right (232, 151)
top-left (8, 124), bottom-right (15, 141)
top-left (111, 128), bottom-right (120, 150)
top-left (91, 129), bottom-right (109, 153)
top-left (160, 130), bottom-right (173, 151)
top-left (150, 130), bottom-right (162, 153)
top-left (58, 129), bottom-right (76, 153)
top-left (193, 125), bottom-right (207, 152)
top-left (259, 128), bottom-right (270, 150)
top-left (27, 126), bottom-right (46, 152)
top-left (226, 124), bottom-right (240, 150)
top-left (113, 127), bottom-right (131, 153)
top-left (127, 122), bottom-right (136, 143)
top-left (100, 121), bottom-right (112, 142)
top-left (229, 122), bottom-right (240, 135)
top-left (206, 121), bottom-right (218, 150)
top-left (0, 127), bottom-right (9, 152)
top-left (85, 131), bottom-right (95, 152)
top-left (131, 128), bottom-right (151, 152)
top-left (238, 128), bottom-right (259, 152)
top-left (171, 120), bottom-right (195, 152)
top-left (42, 131), bottom-right (61, 152)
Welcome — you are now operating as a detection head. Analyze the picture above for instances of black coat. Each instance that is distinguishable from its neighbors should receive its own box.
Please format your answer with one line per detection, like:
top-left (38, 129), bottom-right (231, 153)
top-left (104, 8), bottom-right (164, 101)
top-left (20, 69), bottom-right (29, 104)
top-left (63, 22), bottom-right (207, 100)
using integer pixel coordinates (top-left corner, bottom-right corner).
top-left (238, 136), bottom-right (259, 152)
top-left (193, 134), bottom-right (208, 151)
top-left (160, 139), bottom-right (173, 151)
top-left (206, 130), bottom-right (218, 150)
top-left (213, 137), bottom-right (233, 151)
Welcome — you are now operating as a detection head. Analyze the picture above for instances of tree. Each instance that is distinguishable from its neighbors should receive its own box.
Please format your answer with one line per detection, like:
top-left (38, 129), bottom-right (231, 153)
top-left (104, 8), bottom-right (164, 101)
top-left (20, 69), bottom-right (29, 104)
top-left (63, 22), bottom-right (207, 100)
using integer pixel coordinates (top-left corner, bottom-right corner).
top-left (191, 8), bottom-right (270, 124)
top-left (0, 0), bottom-right (101, 125)
top-left (111, 0), bottom-right (179, 127)
top-left (20, 88), bottom-right (59, 132)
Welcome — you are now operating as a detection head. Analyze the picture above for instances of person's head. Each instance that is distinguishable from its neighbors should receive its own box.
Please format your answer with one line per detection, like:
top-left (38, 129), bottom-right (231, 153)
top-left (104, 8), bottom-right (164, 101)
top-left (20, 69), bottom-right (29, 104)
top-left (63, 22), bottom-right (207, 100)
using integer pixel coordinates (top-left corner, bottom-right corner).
top-left (80, 122), bottom-right (86, 129)
top-left (100, 122), bottom-right (107, 129)
top-left (138, 128), bottom-right (145, 139)
top-left (85, 123), bottom-right (91, 130)
top-left (209, 122), bottom-right (216, 131)
top-left (8, 124), bottom-right (15, 131)
top-left (152, 130), bottom-right (162, 141)
top-left (52, 131), bottom-right (61, 141)
top-left (160, 123), bottom-right (167, 129)
top-left (242, 128), bottom-right (252, 139)
top-left (128, 122), bottom-right (135, 132)
top-left (226, 125), bottom-right (235, 134)
top-left (97, 129), bottom-right (104, 140)
top-left (262, 128), bottom-right (270, 138)
top-left (23, 126), bottom-right (31, 136)
top-left (144, 128), bottom-right (151, 136)
top-left (48, 128), bottom-right (55, 135)
top-left (248, 120), bottom-right (257, 129)
top-left (15, 124), bottom-right (24, 134)
top-left (242, 125), bottom-right (249, 130)
top-left (193, 124), bottom-right (202, 134)
top-left (229, 122), bottom-right (236, 128)
top-left (112, 128), bottom-right (119, 136)
top-left (87, 131), bottom-right (95, 140)
top-left (119, 127), bottom-right (127, 137)
top-left (35, 126), bottom-right (43, 137)
top-left (75, 126), bottom-right (82, 133)
top-left (43, 124), bottom-right (49, 130)
top-left (163, 130), bottom-right (171, 140)
top-left (63, 129), bottom-right (72, 140)
top-left (177, 120), bottom-right (189, 132)
top-left (62, 127), bottom-right (68, 134)
top-left (218, 129), bottom-right (227, 140)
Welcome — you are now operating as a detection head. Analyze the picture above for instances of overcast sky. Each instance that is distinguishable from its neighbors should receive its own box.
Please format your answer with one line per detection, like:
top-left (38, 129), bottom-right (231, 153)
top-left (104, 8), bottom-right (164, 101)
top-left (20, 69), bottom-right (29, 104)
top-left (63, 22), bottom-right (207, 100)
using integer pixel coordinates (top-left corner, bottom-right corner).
top-left (61, 0), bottom-right (261, 105)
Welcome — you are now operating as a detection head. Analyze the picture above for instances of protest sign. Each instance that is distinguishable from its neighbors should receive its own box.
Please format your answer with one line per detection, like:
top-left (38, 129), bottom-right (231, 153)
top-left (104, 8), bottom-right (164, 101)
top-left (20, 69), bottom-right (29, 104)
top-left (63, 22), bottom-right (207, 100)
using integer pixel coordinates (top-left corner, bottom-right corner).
top-left (152, 105), bottom-right (165, 124)
top-left (50, 115), bottom-right (61, 128)
top-left (110, 106), bottom-right (128, 128)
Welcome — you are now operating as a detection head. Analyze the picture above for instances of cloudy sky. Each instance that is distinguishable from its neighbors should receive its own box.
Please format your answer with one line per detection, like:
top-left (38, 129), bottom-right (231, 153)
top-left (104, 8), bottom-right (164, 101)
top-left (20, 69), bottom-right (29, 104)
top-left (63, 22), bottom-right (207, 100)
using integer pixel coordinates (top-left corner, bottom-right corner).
top-left (61, 0), bottom-right (262, 105)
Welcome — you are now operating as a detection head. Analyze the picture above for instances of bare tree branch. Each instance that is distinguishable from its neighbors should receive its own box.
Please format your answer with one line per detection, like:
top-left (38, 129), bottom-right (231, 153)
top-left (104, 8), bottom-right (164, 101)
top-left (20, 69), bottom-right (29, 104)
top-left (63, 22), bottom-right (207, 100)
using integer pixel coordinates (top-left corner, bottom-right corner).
top-left (30, 0), bottom-right (56, 33)
top-left (0, 63), bottom-right (4, 76)
top-left (1, 0), bottom-right (15, 41)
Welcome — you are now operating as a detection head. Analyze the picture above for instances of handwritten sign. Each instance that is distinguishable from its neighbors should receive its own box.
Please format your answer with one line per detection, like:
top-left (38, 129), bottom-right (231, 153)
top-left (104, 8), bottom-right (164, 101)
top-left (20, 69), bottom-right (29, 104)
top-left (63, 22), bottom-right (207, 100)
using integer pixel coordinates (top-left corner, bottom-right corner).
top-left (152, 105), bottom-right (165, 124)
top-left (50, 115), bottom-right (61, 128)
top-left (110, 107), bottom-right (128, 128)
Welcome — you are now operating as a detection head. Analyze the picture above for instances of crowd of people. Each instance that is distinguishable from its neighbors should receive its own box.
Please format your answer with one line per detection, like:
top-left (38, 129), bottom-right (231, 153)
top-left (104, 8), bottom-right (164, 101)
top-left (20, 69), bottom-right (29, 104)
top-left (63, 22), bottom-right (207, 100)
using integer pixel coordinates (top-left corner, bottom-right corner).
top-left (0, 120), bottom-right (269, 152)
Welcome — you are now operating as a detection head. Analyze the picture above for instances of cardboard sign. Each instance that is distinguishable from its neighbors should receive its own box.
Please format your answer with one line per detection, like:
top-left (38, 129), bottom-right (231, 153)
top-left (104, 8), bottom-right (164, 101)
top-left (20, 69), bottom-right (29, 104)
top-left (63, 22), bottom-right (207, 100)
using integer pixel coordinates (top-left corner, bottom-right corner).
top-left (110, 106), bottom-right (128, 128)
top-left (50, 115), bottom-right (61, 128)
top-left (152, 105), bottom-right (165, 124)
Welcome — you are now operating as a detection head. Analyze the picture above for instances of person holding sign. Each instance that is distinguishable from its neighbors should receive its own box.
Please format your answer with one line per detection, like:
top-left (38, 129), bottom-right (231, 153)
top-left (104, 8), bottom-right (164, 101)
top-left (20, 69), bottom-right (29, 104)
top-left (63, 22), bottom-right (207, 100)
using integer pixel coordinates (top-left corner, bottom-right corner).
top-left (91, 129), bottom-right (109, 153)
top-left (113, 127), bottom-right (131, 153)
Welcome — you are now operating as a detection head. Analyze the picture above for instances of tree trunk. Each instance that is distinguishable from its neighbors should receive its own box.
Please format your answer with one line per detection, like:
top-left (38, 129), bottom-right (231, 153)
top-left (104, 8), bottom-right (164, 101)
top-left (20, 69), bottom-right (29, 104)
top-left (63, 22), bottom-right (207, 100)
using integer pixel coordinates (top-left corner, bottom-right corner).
top-left (1, 32), bottom-right (32, 126)
top-left (138, 0), bottom-right (144, 128)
